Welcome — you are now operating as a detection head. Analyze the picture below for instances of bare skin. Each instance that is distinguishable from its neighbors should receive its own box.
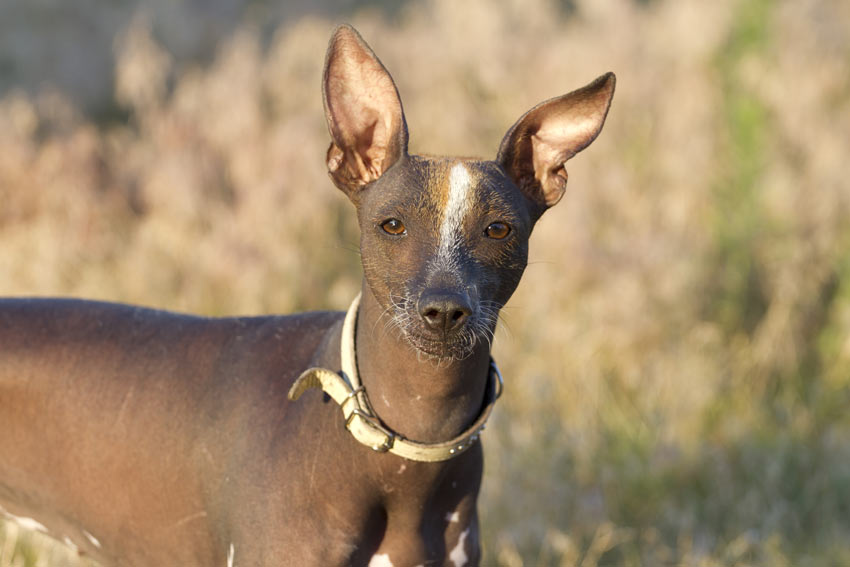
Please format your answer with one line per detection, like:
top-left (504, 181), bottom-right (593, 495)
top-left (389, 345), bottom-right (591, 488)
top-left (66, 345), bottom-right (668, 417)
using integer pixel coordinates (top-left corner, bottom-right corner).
top-left (0, 25), bottom-right (614, 566)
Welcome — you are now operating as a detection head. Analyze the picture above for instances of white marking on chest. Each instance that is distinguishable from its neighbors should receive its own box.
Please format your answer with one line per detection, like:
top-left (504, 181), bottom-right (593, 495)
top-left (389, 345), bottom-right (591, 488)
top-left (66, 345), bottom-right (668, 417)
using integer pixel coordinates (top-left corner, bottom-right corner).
top-left (84, 530), bottom-right (102, 549)
top-left (449, 528), bottom-right (470, 567)
top-left (439, 162), bottom-right (474, 257)
top-left (369, 553), bottom-right (394, 567)
top-left (227, 543), bottom-right (236, 567)
top-left (4, 513), bottom-right (48, 534)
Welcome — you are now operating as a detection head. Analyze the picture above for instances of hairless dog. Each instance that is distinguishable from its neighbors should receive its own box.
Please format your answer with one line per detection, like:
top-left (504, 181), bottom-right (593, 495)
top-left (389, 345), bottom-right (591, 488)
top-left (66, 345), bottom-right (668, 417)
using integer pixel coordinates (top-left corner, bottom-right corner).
top-left (0, 24), bottom-right (614, 566)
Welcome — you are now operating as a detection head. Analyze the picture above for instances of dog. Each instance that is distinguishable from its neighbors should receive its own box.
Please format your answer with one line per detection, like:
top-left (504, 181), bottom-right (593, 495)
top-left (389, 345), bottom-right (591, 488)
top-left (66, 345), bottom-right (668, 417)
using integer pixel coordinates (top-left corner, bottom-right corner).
top-left (0, 24), bottom-right (614, 566)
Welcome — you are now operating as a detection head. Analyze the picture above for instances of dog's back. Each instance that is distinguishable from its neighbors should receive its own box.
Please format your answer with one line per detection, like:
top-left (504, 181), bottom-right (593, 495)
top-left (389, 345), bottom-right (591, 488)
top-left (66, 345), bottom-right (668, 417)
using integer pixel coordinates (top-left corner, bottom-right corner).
top-left (0, 298), bottom-right (343, 564)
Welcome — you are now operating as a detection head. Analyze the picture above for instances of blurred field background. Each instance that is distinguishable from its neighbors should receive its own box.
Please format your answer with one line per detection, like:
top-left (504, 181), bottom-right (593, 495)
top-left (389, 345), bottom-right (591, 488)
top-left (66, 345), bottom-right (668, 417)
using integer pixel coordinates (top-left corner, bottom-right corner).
top-left (1, 0), bottom-right (849, 565)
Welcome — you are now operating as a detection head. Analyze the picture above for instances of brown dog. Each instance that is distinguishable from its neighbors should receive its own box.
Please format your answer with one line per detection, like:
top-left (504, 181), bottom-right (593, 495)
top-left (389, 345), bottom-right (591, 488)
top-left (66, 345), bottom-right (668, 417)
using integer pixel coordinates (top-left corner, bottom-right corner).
top-left (0, 24), bottom-right (614, 566)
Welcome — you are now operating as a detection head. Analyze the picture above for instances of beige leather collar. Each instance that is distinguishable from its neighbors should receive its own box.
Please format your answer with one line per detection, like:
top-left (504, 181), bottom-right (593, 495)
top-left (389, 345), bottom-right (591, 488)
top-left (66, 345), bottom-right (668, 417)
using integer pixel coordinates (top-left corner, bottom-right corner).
top-left (287, 294), bottom-right (503, 462)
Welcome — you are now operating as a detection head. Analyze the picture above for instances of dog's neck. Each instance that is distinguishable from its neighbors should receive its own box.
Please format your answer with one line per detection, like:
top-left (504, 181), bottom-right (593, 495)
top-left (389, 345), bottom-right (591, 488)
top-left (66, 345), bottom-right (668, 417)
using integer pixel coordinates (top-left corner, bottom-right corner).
top-left (321, 26), bottom-right (615, 451)
top-left (354, 283), bottom-right (491, 444)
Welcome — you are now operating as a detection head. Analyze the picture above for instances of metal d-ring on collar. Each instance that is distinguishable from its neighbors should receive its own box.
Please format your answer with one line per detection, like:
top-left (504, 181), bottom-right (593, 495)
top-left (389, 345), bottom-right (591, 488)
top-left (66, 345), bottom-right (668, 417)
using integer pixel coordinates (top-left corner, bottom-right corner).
top-left (287, 293), bottom-right (504, 462)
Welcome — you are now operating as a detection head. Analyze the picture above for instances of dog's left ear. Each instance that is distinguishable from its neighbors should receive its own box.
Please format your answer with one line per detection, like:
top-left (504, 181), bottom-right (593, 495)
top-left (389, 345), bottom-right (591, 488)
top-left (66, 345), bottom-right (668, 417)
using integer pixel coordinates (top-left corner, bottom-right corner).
top-left (323, 24), bottom-right (409, 198)
top-left (497, 72), bottom-right (615, 210)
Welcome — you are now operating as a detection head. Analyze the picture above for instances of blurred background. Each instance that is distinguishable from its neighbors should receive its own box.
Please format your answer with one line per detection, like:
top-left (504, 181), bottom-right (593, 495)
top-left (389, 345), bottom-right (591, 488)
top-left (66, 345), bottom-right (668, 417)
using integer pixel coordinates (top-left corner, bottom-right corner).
top-left (1, 0), bottom-right (849, 565)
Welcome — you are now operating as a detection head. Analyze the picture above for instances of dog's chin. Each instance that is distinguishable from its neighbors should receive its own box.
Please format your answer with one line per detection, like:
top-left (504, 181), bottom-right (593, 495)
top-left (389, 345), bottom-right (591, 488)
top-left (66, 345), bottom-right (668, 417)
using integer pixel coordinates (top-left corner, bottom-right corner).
top-left (403, 329), bottom-right (477, 361)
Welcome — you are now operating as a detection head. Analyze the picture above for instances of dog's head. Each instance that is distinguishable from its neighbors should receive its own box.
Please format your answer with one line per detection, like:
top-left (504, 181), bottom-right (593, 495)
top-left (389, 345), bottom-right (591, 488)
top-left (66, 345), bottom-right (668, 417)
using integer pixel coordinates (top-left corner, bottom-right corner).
top-left (322, 25), bottom-right (614, 360)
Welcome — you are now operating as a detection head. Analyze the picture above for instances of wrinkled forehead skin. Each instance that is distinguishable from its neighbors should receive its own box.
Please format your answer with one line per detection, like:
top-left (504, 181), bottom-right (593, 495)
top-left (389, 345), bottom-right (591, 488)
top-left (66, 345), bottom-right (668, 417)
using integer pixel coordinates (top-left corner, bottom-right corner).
top-left (356, 155), bottom-right (539, 243)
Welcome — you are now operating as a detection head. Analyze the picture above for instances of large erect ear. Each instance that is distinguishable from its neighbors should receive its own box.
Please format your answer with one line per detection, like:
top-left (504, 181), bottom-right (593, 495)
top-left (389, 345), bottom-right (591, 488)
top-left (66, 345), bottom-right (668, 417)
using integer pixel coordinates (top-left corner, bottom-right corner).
top-left (497, 73), bottom-right (615, 210)
top-left (322, 25), bottom-right (409, 197)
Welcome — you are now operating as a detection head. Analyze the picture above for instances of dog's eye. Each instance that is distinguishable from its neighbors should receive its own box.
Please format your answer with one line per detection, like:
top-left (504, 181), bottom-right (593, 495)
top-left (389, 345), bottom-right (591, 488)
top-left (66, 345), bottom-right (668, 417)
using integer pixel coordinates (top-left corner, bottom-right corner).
top-left (485, 222), bottom-right (511, 240)
top-left (380, 218), bottom-right (406, 235)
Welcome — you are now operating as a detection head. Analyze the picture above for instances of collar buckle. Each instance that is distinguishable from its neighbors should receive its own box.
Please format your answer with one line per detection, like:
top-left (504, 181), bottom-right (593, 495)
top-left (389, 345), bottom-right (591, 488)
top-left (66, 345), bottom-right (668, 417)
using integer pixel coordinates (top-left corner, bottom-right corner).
top-left (345, 408), bottom-right (396, 453)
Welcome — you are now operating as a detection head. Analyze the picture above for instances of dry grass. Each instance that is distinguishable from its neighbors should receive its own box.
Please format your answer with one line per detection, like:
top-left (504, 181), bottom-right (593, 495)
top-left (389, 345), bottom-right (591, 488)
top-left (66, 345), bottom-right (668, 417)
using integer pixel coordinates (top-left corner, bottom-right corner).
top-left (2, 0), bottom-right (850, 565)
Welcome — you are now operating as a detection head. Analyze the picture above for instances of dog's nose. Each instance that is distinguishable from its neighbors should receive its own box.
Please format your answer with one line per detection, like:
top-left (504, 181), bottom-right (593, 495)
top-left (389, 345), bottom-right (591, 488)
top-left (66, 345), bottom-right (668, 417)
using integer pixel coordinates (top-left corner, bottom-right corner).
top-left (418, 293), bottom-right (472, 334)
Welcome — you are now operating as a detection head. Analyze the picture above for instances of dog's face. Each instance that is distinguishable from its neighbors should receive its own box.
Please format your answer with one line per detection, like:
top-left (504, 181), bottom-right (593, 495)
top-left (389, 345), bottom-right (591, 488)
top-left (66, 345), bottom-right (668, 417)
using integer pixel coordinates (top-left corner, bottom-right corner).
top-left (356, 156), bottom-right (534, 359)
top-left (322, 25), bottom-right (615, 359)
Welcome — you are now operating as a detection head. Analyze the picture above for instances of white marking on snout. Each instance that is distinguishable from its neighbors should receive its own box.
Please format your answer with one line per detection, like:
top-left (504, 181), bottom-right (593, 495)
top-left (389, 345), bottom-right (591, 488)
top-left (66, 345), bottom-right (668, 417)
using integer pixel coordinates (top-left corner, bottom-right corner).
top-left (84, 530), bottom-right (102, 549)
top-left (227, 543), bottom-right (235, 567)
top-left (439, 162), bottom-right (473, 260)
top-left (449, 528), bottom-right (470, 567)
top-left (369, 553), bottom-right (394, 567)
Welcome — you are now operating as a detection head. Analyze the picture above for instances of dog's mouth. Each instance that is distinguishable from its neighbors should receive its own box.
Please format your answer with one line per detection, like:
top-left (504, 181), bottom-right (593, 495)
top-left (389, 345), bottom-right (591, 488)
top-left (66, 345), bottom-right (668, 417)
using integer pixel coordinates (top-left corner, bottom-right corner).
top-left (383, 295), bottom-right (500, 361)
top-left (406, 331), bottom-right (477, 360)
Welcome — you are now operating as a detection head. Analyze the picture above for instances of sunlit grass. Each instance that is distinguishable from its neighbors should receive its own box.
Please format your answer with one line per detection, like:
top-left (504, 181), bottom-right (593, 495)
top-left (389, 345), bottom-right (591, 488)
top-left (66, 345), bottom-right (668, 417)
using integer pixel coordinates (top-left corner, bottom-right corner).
top-left (2, 0), bottom-right (850, 565)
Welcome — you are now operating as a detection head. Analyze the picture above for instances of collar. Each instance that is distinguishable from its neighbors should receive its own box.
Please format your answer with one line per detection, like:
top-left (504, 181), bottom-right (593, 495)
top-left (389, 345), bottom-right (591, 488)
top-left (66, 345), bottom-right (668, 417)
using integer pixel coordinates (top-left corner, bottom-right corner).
top-left (287, 293), bottom-right (503, 462)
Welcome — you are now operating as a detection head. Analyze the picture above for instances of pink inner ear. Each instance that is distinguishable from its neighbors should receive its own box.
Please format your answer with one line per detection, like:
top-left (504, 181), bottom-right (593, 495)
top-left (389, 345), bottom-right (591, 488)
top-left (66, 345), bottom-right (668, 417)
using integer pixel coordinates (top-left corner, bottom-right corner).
top-left (530, 134), bottom-right (566, 206)
top-left (529, 121), bottom-right (590, 206)
top-left (535, 111), bottom-right (606, 159)
top-left (533, 111), bottom-right (609, 205)
top-left (497, 72), bottom-right (615, 209)
top-left (322, 27), bottom-right (407, 188)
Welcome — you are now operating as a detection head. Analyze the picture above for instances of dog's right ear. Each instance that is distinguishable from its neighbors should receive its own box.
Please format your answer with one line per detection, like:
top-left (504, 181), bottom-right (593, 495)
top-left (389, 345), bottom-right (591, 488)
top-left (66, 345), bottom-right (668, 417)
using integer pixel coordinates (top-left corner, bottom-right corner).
top-left (323, 25), bottom-right (409, 198)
